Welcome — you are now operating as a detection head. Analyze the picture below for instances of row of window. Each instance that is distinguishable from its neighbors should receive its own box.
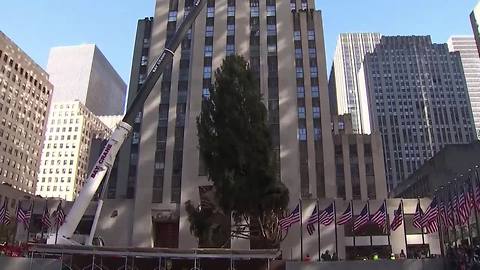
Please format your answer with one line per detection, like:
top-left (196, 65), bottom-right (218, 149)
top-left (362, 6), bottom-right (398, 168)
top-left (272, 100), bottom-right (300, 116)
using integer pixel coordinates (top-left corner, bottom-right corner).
top-left (0, 49), bottom-right (51, 95)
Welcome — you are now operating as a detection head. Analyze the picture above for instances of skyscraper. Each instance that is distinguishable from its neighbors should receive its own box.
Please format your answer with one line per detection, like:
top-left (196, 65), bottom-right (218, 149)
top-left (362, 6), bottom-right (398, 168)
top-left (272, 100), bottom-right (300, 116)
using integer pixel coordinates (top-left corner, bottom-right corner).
top-left (0, 31), bottom-right (53, 194)
top-left (470, 2), bottom-right (480, 57)
top-left (330, 33), bottom-right (381, 133)
top-left (46, 44), bottom-right (127, 116)
top-left (448, 36), bottom-right (480, 138)
top-left (358, 36), bottom-right (476, 191)
top-left (107, 0), bottom-right (343, 251)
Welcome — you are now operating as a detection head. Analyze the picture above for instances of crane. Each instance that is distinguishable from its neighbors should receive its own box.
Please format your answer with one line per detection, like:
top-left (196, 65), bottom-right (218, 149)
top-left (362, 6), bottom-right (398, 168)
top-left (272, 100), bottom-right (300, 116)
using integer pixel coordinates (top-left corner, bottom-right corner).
top-left (47, 0), bottom-right (207, 245)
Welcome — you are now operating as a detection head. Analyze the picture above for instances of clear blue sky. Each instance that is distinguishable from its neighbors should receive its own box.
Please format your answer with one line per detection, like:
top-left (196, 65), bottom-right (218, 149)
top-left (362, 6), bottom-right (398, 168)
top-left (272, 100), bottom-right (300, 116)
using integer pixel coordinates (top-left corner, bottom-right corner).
top-left (0, 0), bottom-right (478, 84)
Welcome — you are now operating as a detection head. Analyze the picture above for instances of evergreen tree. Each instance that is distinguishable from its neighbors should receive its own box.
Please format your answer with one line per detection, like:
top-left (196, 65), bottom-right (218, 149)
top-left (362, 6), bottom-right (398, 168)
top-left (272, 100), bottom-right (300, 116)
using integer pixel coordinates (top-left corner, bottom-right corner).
top-left (188, 55), bottom-right (289, 246)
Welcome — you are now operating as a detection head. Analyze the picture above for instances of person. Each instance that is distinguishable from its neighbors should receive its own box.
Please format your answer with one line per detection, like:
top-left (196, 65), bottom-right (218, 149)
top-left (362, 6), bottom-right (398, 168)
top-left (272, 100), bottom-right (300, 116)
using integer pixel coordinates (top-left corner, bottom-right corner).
top-left (304, 253), bottom-right (311, 262)
top-left (322, 250), bottom-right (332, 261)
top-left (399, 249), bottom-right (406, 259)
top-left (332, 252), bottom-right (338, 261)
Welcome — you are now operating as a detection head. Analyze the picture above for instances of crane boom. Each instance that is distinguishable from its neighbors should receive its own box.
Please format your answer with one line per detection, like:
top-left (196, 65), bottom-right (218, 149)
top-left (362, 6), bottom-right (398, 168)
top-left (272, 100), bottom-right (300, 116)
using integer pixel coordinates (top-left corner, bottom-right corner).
top-left (48, 0), bottom-right (207, 245)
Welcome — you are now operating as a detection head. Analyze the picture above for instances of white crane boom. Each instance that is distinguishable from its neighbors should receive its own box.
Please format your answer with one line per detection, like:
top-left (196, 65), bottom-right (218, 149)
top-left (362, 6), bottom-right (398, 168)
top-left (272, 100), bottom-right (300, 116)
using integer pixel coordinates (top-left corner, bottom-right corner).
top-left (48, 0), bottom-right (207, 245)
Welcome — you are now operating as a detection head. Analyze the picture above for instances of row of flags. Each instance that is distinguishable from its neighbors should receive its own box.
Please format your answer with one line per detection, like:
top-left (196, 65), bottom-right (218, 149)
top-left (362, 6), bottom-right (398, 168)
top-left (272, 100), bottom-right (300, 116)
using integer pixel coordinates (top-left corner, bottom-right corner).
top-left (0, 200), bottom-right (65, 230)
top-left (279, 199), bottom-right (441, 235)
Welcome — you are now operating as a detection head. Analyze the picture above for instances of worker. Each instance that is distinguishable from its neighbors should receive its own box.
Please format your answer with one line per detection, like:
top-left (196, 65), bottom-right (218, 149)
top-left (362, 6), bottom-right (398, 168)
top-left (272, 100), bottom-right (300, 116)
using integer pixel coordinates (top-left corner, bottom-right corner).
top-left (390, 253), bottom-right (396, 260)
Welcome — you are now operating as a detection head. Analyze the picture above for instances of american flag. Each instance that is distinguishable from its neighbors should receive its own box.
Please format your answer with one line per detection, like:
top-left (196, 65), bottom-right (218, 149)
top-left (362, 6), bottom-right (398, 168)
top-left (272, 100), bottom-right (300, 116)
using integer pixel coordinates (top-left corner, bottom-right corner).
top-left (318, 203), bottom-right (335, 226)
top-left (390, 202), bottom-right (403, 231)
top-left (421, 198), bottom-right (438, 228)
top-left (306, 206), bottom-right (318, 235)
top-left (413, 201), bottom-right (424, 229)
top-left (371, 202), bottom-right (387, 232)
top-left (0, 199), bottom-right (10, 225)
top-left (16, 204), bottom-right (32, 229)
top-left (41, 201), bottom-right (51, 229)
top-left (337, 203), bottom-right (352, 225)
top-left (353, 204), bottom-right (369, 232)
top-left (458, 192), bottom-right (469, 225)
top-left (446, 199), bottom-right (455, 227)
top-left (451, 194), bottom-right (460, 225)
top-left (425, 219), bottom-right (439, 234)
top-left (475, 174), bottom-right (480, 210)
top-left (279, 205), bottom-right (301, 231)
top-left (438, 200), bottom-right (448, 228)
top-left (53, 202), bottom-right (66, 226)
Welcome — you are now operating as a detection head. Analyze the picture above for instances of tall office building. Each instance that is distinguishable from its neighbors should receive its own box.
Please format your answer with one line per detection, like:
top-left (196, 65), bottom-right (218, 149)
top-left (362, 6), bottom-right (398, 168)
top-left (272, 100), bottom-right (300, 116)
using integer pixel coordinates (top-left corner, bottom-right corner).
top-left (36, 101), bottom-right (112, 201)
top-left (46, 44), bottom-right (127, 116)
top-left (0, 31), bottom-right (53, 194)
top-left (470, 2), bottom-right (480, 57)
top-left (448, 36), bottom-right (480, 138)
top-left (358, 36), bottom-right (476, 191)
top-left (330, 33), bottom-right (381, 133)
top-left (105, 0), bottom-right (363, 253)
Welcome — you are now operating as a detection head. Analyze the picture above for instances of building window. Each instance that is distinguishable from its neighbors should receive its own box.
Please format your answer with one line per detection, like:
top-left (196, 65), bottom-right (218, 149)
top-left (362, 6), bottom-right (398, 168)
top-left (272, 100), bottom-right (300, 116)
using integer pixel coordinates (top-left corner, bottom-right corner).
top-left (250, 6), bottom-right (259, 17)
top-left (307, 30), bottom-right (315, 40)
top-left (202, 88), bottom-right (210, 99)
top-left (205, 26), bottom-right (214, 37)
top-left (313, 107), bottom-right (320, 118)
top-left (266, 5), bottom-right (276, 16)
top-left (314, 128), bottom-right (321, 141)
top-left (294, 31), bottom-right (301, 41)
top-left (310, 66), bottom-right (318, 78)
top-left (207, 7), bottom-right (215, 18)
top-left (312, 86), bottom-right (319, 97)
top-left (204, 45), bottom-right (213, 57)
top-left (227, 6), bottom-right (235, 16)
top-left (168, 11), bottom-right (177, 22)
top-left (203, 66), bottom-right (212, 79)
top-left (298, 107), bottom-right (306, 119)
top-left (296, 67), bottom-right (304, 78)
top-left (298, 128), bottom-right (307, 141)
top-left (226, 44), bottom-right (235, 56)
top-left (267, 25), bottom-right (276, 36)
top-left (297, 86), bottom-right (305, 98)
top-left (227, 24), bottom-right (235, 36)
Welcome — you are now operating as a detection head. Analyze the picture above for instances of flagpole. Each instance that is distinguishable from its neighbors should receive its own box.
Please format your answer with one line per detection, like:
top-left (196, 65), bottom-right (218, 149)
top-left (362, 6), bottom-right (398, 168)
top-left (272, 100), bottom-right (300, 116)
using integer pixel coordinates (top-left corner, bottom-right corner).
top-left (448, 184), bottom-right (458, 248)
top-left (454, 180), bottom-right (465, 242)
top-left (367, 200), bottom-right (372, 247)
top-left (316, 199), bottom-right (320, 261)
top-left (55, 201), bottom-right (61, 245)
top-left (418, 198), bottom-right (425, 245)
top-left (26, 199), bottom-right (34, 243)
top-left (440, 190), bottom-right (450, 247)
top-left (461, 181), bottom-right (473, 245)
top-left (401, 200), bottom-right (408, 257)
top-left (333, 200), bottom-right (338, 257)
top-left (352, 200), bottom-right (356, 249)
top-left (385, 200), bottom-right (391, 249)
top-left (474, 170), bottom-right (480, 238)
top-left (299, 198), bottom-right (303, 260)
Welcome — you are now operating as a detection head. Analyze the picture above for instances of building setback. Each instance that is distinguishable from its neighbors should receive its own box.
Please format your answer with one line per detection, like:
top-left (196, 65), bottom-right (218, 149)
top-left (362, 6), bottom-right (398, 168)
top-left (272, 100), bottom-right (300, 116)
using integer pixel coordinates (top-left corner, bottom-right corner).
top-left (330, 33), bottom-right (381, 133)
top-left (448, 36), bottom-right (480, 138)
top-left (332, 114), bottom-right (387, 201)
top-left (0, 31), bottom-right (53, 194)
top-left (36, 101), bottom-right (112, 201)
top-left (46, 44), bottom-right (127, 116)
top-left (358, 36), bottom-right (476, 191)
